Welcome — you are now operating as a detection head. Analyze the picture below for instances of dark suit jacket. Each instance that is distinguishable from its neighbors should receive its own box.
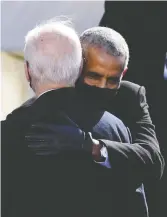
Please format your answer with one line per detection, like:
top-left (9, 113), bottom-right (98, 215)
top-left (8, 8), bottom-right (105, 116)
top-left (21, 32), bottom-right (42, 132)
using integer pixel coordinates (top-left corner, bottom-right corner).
top-left (104, 81), bottom-right (164, 182)
top-left (2, 87), bottom-right (133, 217)
top-left (2, 81), bottom-right (164, 217)
top-left (75, 80), bottom-right (165, 217)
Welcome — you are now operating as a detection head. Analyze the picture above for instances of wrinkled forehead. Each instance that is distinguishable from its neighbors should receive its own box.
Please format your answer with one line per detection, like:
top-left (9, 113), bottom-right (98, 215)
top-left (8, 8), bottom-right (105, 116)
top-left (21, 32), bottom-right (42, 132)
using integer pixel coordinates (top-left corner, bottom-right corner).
top-left (84, 46), bottom-right (124, 73)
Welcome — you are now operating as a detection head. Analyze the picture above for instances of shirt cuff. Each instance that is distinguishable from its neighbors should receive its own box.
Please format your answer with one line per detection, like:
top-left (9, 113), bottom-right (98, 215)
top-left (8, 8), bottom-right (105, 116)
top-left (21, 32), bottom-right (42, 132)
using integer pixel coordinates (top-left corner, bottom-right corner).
top-left (94, 146), bottom-right (111, 168)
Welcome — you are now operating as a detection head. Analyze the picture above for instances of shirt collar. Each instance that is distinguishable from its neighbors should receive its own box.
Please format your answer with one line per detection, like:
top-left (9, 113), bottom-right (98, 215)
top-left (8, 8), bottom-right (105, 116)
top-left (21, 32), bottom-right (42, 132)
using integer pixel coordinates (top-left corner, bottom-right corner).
top-left (37, 89), bottom-right (56, 99)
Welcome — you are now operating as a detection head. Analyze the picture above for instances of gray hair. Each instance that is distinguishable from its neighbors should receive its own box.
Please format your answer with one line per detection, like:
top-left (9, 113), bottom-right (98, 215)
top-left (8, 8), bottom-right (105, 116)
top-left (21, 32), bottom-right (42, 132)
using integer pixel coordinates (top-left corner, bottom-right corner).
top-left (80, 27), bottom-right (129, 70)
top-left (24, 18), bottom-right (82, 90)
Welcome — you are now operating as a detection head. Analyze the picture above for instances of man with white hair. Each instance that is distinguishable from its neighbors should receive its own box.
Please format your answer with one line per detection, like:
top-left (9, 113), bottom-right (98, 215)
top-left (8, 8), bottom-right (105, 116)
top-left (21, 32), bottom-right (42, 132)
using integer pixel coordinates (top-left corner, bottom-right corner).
top-left (2, 20), bottom-right (133, 217)
top-left (24, 19), bottom-right (82, 96)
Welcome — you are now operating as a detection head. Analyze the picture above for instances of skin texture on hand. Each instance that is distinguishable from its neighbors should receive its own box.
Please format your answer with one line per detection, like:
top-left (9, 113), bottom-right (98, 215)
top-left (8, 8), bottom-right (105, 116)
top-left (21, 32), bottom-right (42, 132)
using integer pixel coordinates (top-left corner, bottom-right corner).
top-left (92, 142), bottom-right (104, 162)
top-left (85, 133), bottom-right (104, 162)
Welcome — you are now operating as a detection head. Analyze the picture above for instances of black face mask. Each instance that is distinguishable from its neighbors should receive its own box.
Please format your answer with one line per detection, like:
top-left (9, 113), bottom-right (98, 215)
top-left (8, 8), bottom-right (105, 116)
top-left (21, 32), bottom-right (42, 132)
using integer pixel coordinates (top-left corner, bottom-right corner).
top-left (75, 81), bottom-right (118, 110)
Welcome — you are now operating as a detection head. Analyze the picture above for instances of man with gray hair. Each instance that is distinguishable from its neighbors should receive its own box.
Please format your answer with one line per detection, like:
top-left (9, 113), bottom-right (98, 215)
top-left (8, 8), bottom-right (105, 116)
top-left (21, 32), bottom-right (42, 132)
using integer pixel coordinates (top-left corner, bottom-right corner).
top-left (74, 26), bottom-right (164, 217)
top-left (2, 20), bottom-right (133, 217)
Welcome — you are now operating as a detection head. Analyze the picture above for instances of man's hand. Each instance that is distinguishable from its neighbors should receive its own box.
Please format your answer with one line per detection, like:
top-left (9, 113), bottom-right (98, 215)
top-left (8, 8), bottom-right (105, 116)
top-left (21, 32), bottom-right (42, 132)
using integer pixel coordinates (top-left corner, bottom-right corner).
top-left (84, 133), bottom-right (104, 162)
top-left (25, 123), bottom-right (104, 161)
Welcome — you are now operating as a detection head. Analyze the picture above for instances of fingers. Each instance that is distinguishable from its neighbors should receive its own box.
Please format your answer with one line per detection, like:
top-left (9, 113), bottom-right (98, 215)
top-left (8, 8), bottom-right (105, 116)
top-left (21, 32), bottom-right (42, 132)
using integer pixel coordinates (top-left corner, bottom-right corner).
top-left (82, 132), bottom-right (93, 153)
top-left (87, 132), bottom-right (99, 145)
top-left (87, 132), bottom-right (93, 140)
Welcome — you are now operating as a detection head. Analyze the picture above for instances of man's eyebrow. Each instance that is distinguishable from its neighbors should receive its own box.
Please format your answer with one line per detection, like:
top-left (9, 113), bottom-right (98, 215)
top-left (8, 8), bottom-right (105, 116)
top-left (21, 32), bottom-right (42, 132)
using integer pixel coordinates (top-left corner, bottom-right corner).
top-left (86, 71), bottom-right (103, 77)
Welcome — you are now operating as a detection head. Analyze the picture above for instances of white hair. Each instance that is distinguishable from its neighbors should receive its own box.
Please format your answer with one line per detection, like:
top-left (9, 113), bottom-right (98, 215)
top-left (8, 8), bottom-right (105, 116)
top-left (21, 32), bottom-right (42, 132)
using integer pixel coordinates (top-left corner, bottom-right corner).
top-left (80, 27), bottom-right (129, 70)
top-left (24, 18), bottom-right (82, 89)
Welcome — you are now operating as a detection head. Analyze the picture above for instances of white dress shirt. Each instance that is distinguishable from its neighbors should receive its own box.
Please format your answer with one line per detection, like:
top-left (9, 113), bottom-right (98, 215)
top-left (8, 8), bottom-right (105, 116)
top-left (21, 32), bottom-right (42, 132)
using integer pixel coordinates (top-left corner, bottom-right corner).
top-left (96, 146), bottom-right (111, 168)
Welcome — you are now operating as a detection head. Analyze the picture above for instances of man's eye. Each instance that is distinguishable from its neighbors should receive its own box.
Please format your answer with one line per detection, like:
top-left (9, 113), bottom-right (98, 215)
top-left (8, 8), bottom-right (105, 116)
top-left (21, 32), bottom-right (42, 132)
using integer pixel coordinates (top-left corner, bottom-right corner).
top-left (107, 79), bottom-right (117, 85)
top-left (107, 78), bottom-right (120, 85)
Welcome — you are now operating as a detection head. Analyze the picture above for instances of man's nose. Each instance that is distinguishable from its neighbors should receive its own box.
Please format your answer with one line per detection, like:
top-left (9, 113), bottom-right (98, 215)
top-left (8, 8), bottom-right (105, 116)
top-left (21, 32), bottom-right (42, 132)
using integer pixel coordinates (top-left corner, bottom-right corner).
top-left (97, 79), bottom-right (106, 88)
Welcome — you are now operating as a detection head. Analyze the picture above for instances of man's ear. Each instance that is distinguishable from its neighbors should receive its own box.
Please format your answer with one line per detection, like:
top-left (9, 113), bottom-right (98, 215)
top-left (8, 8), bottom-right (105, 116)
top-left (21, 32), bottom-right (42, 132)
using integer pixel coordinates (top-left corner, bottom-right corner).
top-left (119, 68), bottom-right (128, 81)
top-left (122, 68), bottom-right (128, 77)
top-left (24, 61), bottom-right (30, 82)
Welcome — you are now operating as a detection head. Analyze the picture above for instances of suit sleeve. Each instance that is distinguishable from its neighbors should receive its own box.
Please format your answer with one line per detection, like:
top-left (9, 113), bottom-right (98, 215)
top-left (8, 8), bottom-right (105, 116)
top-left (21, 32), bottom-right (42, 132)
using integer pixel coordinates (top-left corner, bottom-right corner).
top-left (99, 86), bottom-right (165, 185)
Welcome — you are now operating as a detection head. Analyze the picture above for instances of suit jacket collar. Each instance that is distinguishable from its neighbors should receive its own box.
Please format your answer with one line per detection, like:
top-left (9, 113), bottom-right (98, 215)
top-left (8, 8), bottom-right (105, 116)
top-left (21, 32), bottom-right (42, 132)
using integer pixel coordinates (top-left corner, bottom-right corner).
top-left (32, 87), bottom-right (77, 112)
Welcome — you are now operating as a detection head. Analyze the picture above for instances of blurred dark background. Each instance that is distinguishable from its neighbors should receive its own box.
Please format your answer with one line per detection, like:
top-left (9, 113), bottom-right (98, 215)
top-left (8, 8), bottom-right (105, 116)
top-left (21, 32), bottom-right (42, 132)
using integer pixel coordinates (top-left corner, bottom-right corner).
top-left (99, 2), bottom-right (167, 217)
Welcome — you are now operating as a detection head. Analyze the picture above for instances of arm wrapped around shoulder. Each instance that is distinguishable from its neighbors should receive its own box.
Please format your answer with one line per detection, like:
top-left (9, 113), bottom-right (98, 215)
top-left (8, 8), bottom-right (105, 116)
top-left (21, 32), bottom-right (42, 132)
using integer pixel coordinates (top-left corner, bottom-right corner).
top-left (135, 86), bottom-right (165, 179)
top-left (25, 123), bottom-right (96, 156)
top-left (100, 86), bottom-right (165, 184)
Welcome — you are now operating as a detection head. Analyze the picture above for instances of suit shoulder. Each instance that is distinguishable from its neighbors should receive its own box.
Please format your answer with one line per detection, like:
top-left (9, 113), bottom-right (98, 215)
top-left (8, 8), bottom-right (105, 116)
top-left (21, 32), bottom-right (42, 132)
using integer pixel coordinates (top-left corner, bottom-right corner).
top-left (116, 81), bottom-right (142, 109)
top-left (102, 111), bottom-right (125, 125)
top-left (96, 111), bottom-right (128, 133)
top-left (120, 80), bottom-right (141, 96)
top-left (6, 101), bottom-right (33, 123)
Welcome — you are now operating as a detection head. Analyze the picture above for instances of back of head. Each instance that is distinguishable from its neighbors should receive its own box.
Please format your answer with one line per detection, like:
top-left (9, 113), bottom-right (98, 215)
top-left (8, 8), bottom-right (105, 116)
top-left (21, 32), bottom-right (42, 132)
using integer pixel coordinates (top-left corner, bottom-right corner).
top-left (80, 26), bottom-right (129, 70)
top-left (24, 18), bottom-right (82, 91)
